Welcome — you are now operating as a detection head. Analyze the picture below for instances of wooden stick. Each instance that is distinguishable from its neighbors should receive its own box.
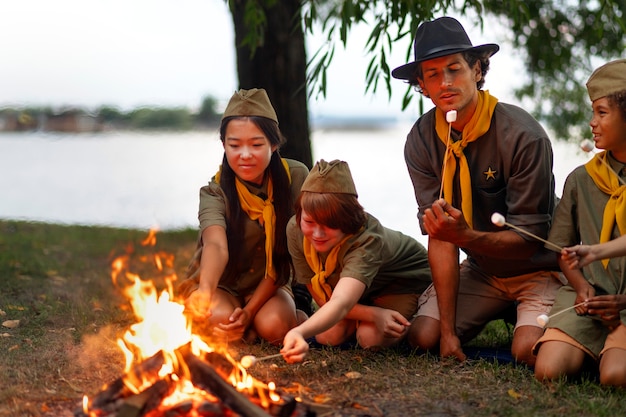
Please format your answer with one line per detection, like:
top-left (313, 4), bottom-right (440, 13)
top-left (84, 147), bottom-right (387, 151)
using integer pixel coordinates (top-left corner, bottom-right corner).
top-left (549, 301), bottom-right (587, 319)
top-left (438, 122), bottom-right (453, 201)
top-left (492, 213), bottom-right (562, 252)
top-left (581, 140), bottom-right (626, 186)
top-left (596, 154), bottom-right (626, 186)
top-left (503, 221), bottom-right (563, 253)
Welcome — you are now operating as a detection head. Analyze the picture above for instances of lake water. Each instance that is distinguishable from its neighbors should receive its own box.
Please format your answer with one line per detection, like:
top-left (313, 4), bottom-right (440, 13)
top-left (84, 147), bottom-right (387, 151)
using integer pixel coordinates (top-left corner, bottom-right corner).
top-left (0, 124), bottom-right (588, 248)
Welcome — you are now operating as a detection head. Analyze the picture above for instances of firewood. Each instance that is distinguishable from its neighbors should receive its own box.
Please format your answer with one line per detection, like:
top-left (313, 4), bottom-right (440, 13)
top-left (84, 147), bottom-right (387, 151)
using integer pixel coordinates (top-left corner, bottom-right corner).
top-left (183, 351), bottom-right (273, 417)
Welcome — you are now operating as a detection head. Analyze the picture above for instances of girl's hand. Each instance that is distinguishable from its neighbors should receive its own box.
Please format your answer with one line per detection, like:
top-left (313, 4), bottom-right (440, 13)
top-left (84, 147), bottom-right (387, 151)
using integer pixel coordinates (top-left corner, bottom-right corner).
top-left (561, 245), bottom-right (594, 269)
top-left (215, 307), bottom-right (250, 341)
top-left (185, 289), bottom-right (212, 320)
top-left (281, 329), bottom-right (309, 363)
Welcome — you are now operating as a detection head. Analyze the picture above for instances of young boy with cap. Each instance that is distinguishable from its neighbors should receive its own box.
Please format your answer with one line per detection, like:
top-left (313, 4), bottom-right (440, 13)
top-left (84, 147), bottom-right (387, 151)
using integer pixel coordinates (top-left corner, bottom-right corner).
top-left (534, 59), bottom-right (626, 387)
top-left (392, 16), bottom-right (562, 365)
top-left (178, 88), bottom-right (309, 345)
top-left (279, 159), bottom-right (432, 363)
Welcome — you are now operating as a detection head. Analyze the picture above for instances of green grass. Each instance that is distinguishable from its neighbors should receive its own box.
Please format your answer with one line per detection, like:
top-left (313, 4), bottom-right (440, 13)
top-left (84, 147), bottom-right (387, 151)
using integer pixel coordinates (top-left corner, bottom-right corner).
top-left (1, 219), bottom-right (625, 417)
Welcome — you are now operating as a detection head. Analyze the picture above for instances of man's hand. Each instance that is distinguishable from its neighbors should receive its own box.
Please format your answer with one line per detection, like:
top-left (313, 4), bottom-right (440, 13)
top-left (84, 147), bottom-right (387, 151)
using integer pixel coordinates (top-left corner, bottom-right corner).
top-left (440, 333), bottom-right (467, 362)
top-left (423, 199), bottom-right (468, 244)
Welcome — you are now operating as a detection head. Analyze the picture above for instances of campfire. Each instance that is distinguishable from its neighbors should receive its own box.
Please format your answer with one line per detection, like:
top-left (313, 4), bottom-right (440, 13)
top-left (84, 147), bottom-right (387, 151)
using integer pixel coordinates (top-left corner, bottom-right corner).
top-left (76, 230), bottom-right (314, 417)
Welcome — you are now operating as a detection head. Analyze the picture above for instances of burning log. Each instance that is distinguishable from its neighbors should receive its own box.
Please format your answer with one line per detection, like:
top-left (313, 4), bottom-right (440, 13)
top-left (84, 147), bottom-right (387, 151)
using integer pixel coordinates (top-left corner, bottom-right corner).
top-left (75, 344), bottom-right (312, 417)
top-left (77, 232), bottom-right (315, 417)
top-left (183, 352), bottom-right (273, 417)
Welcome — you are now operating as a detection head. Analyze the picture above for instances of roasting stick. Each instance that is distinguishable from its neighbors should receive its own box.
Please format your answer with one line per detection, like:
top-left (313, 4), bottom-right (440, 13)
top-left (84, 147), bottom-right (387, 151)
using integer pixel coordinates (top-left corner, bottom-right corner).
top-left (580, 139), bottom-right (626, 186)
top-left (536, 301), bottom-right (587, 327)
top-left (439, 110), bottom-right (457, 200)
top-left (240, 353), bottom-right (283, 368)
top-left (490, 212), bottom-right (563, 253)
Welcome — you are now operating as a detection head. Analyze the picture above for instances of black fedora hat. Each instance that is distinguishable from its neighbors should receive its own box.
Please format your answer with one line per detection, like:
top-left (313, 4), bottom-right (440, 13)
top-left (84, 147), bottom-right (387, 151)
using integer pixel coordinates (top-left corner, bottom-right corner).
top-left (392, 16), bottom-right (499, 81)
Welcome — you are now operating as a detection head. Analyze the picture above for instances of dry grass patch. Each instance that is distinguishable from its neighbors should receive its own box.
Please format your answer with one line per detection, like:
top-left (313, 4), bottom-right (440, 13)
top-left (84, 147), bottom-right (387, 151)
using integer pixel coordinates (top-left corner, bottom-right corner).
top-left (1, 220), bottom-right (625, 417)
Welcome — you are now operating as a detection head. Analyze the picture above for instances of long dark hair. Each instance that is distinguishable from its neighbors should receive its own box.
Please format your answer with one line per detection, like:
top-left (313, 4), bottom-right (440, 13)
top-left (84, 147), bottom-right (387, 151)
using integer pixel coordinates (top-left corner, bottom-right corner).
top-left (218, 116), bottom-right (293, 287)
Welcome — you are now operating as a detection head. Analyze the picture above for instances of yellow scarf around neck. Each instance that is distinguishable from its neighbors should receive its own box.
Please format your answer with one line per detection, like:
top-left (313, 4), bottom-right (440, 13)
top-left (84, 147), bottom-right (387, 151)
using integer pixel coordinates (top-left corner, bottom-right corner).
top-left (303, 234), bottom-right (353, 303)
top-left (215, 158), bottom-right (291, 281)
top-left (584, 151), bottom-right (626, 268)
top-left (435, 90), bottom-right (498, 229)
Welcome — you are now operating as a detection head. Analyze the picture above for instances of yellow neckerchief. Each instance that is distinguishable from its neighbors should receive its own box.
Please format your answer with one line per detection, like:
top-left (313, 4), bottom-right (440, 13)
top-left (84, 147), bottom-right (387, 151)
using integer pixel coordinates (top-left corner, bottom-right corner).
top-left (584, 151), bottom-right (626, 268)
top-left (303, 233), bottom-right (353, 303)
top-left (215, 159), bottom-right (291, 281)
top-left (435, 90), bottom-right (499, 229)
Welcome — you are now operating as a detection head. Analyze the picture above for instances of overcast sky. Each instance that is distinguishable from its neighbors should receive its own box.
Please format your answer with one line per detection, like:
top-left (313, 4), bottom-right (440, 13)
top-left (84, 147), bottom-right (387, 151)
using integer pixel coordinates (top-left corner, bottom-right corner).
top-left (0, 0), bottom-right (524, 118)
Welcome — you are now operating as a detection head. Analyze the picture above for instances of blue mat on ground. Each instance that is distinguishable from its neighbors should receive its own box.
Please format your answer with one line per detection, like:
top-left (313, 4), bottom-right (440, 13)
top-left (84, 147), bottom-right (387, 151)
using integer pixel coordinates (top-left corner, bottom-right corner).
top-left (463, 346), bottom-right (516, 364)
top-left (306, 337), bottom-right (518, 366)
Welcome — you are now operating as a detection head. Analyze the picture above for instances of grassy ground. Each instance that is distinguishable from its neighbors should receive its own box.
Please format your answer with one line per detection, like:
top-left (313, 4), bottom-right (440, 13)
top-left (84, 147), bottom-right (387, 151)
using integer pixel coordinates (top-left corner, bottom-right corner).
top-left (1, 220), bottom-right (625, 417)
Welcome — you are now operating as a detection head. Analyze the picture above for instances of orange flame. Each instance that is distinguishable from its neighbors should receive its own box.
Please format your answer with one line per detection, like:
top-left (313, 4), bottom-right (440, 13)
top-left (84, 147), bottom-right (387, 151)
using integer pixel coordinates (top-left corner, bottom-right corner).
top-left (83, 230), bottom-right (281, 415)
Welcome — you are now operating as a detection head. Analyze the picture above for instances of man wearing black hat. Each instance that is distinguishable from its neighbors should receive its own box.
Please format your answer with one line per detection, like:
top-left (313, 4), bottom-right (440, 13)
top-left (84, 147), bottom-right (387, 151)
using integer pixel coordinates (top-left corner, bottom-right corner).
top-left (393, 16), bottom-right (562, 365)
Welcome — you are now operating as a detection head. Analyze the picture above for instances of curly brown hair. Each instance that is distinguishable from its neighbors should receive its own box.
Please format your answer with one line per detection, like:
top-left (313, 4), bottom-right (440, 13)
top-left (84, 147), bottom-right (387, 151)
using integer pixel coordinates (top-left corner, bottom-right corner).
top-left (607, 90), bottom-right (626, 122)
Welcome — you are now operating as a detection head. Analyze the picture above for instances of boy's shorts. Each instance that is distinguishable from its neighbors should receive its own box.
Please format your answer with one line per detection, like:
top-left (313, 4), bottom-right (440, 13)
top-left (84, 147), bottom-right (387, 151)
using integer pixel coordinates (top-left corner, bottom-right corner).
top-left (534, 324), bottom-right (626, 360)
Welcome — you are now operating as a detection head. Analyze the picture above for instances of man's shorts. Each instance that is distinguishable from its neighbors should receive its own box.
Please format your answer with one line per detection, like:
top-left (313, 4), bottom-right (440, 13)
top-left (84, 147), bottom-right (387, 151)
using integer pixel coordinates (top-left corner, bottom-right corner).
top-left (415, 259), bottom-right (563, 341)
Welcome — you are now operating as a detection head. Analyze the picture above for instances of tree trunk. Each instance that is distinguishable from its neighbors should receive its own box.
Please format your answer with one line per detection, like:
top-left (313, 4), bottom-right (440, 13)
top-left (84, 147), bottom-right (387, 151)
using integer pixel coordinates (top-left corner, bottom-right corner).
top-left (230, 0), bottom-right (313, 168)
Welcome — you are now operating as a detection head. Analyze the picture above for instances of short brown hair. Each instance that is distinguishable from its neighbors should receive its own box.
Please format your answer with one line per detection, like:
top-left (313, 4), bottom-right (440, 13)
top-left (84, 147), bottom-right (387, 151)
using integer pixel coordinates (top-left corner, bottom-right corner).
top-left (296, 192), bottom-right (366, 234)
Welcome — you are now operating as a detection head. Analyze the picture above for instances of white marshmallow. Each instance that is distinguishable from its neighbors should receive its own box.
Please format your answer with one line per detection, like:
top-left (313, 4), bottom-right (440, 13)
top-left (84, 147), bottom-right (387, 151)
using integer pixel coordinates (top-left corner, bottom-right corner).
top-left (240, 355), bottom-right (256, 368)
top-left (446, 110), bottom-right (457, 123)
top-left (536, 314), bottom-right (549, 327)
top-left (491, 212), bottom-right (506, 227)
top-left (580, 139), bottom-right (595, 153)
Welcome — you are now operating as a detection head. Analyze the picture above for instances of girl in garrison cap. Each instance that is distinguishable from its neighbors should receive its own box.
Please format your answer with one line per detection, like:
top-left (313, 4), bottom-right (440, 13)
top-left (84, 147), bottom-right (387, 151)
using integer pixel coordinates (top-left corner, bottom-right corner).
top-left (533, 59), bottom-right (626, 387)
top-left (280, 159), bottom-right (432, 362)
top-left (178, 88), bottom-right (309, 345)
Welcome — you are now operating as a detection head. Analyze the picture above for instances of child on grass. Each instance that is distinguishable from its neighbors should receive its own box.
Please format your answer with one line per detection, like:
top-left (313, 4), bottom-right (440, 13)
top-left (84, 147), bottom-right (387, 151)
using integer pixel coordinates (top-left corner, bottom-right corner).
top-left (280, 159), bottom-right (432, 362)
top-left (533, 59), bottom-right (626, 387)
top-left (178, 89), bottom-right (309, 345)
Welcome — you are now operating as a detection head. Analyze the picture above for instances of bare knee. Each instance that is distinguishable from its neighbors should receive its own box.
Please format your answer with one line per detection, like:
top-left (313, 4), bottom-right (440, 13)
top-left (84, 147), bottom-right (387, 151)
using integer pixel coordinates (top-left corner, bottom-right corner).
top-left (534, 358), bottom-right (563, 382)
top-left (407, 316), bottom-right (440, 350)
top-left (356, 325), bottom-right (392, 349)
top-left (315, 331), bottom-right (344, 347)
top-left (534, 341), bottom-right (586, 382)
top-left (255, 311), bottom-right (295, 344)
top-left (511, 342), bottom-right (536, 367)
top-left (316, 322), bottom-right (354, 346)
top-left (511, 325), bottom-right (543, 367)
top-left (599, 350), bottom-right (626, 388)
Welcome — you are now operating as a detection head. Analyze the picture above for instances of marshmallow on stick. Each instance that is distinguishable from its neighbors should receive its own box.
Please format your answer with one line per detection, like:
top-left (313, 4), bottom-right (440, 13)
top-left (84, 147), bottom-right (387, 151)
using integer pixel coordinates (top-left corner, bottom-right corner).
top-left (580, 139), bottom-right (626, 186)
top-left (439, 110), bottom-right (458, 200)
top-left (240, 353), bottom-right (284, 368)
top-left (490, 212), bottom-right (563, 252)
top-left (536, 301), bottom-right (587, 327)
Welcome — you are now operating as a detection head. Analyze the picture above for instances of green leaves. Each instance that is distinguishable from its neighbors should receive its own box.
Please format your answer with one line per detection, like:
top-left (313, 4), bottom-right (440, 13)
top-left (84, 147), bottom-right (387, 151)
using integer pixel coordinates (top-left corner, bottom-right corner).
top-left (299, 0), bottom-right (625, 140)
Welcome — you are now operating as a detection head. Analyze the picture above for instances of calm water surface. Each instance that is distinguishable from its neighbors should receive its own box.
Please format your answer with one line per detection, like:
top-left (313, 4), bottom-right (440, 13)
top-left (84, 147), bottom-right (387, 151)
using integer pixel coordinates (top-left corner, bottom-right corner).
top-left (1, 126), bottom-right (588, 248)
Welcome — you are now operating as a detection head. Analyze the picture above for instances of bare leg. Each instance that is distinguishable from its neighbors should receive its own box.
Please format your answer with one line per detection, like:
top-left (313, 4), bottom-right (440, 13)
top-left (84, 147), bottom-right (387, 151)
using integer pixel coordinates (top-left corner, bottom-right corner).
top-left (534, 340), bottom-right (587, 382)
